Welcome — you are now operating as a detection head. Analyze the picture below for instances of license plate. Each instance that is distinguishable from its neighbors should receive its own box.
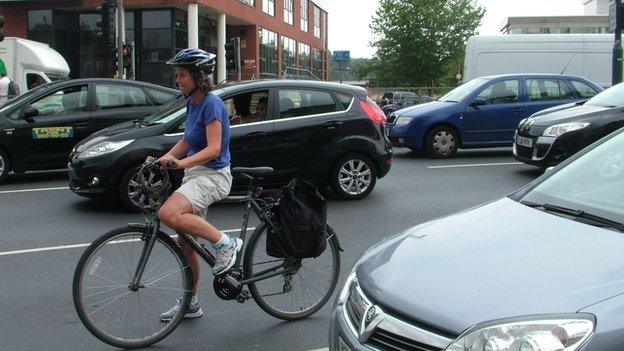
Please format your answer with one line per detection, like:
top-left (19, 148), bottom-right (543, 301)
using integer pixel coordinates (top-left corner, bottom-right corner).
top-left (516, 135), bottom-right (533, 148)
top-left (32, 126), bottom-right (74, 139)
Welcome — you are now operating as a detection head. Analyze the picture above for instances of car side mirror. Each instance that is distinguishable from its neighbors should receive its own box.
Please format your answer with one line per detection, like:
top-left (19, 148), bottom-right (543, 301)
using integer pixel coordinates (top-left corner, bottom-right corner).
top-left (24, 105), bottom-right (39, 119)
top-left (470, 98), bottom-right (486, 108)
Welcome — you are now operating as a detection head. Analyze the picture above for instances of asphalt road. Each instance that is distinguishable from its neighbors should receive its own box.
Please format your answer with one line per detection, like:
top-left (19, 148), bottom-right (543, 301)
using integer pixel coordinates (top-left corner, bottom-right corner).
top-left (0, 147), bottom-right (542, 351)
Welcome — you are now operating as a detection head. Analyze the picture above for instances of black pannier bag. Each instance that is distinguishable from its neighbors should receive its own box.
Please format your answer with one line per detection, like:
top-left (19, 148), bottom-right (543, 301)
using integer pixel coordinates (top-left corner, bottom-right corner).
top-left (265, 178), bottom-right (327, 259)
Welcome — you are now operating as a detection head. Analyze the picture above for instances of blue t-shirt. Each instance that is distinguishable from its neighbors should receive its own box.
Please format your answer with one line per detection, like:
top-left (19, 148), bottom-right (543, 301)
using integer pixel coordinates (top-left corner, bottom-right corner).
top-left (184, 92), bottom-right (231, 169)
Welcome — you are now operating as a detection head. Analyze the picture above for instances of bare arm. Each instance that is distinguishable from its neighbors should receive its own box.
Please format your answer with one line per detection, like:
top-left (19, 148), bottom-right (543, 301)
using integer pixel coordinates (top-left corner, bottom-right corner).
top-left (166, 139), bottom-right (190, 159)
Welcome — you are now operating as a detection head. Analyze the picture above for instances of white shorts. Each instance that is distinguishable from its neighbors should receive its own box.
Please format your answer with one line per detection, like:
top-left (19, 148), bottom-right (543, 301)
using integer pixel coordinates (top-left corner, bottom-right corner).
top-left (175, 165), bottom-right (232, 218)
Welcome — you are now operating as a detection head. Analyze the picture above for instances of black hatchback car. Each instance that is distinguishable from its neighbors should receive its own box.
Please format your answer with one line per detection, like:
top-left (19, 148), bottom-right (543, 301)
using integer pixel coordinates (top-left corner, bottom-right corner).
top-left (0, 78), bottom-right (177, 181)
top-left (514, 82), bottom-right (624, 168)
top-left (68, 80), bottom-right (393, 211)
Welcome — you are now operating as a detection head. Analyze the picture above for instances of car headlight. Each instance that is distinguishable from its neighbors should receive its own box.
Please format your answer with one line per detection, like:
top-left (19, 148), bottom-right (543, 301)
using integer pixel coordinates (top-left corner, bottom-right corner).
top-left (395, 116), bottom-right (413, 126)
top-left (444, 314), bottom-right (595, 351)
top-left (76, 139), bottom-right (134, 160)
top-left (543, 122), bottom-right (589, 137)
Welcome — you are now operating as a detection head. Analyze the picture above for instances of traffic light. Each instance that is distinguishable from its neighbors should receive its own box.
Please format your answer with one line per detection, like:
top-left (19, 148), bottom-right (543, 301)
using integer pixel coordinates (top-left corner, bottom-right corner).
top-left (0, 15), bottom-right (5, 43)
top-left (96, 0), bottom-right (115, 48)
top-left (224, 40), bottom-right (236, 71)
top-left (122, 44), bottom-right (132, 69)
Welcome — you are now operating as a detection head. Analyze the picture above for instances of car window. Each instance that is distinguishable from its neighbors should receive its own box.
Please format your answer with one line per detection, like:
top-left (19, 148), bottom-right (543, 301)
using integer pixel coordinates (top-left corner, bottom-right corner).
top-left (26, 73), bottom-right (46, 91)
top-left (96, 83), bottom-right (148, 110)
top-left (476, 79), bottom-right (519, 105)
top-left (30, 84), bottom-right (88, 117)
top-left (570, 80), bottom-right (599, 99)
top-left (224, 90), bottom-right (269, 125)
top-left (278, 89), bottom-right (337, 119)
top-left (335, 93), bottom-right (353, 110)
top-left (526, 79), bottom-right (573, 102)
top-left (148, 88), bottom-right (176, 105)
top-left (381, 93), bottom-right (393, 100)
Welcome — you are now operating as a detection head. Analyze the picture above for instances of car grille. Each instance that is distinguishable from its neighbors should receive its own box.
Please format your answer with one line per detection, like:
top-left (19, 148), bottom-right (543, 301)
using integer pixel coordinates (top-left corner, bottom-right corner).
top-left (518, 122), bottom-right (546, 137)
top-left (387, 114), bottom-right (398, 124)
top-left (343, 280), bottom-right (451, 351)
top-left (515, 144), bottom-right (533, 159)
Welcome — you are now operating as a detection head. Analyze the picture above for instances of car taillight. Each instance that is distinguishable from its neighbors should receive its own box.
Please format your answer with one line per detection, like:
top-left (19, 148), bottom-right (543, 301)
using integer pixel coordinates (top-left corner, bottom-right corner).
top-left (360, 98), bottom-right (387, 126)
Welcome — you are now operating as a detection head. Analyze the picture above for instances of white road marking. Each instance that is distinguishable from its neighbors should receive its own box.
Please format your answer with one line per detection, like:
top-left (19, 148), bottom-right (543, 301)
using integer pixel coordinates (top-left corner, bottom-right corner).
top-left (0, 228), bottom-right (254, 257)
top-left (427, 162), bottom-right (523, 169)
top-left (0, 186), bottom-right (70, 194)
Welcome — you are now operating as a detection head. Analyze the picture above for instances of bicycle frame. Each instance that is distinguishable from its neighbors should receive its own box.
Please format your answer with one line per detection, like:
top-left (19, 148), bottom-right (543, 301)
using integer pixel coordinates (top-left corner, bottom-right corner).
top-left (129, 177), bottom-right (299, 294)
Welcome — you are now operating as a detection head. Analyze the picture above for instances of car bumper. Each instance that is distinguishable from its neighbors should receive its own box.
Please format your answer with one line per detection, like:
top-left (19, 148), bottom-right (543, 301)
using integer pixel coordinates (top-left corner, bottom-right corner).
top-left (512, 130), bottom-right (591, 168)
top-left (68, 156), bottom-right (121, 197)
top-left (388, 121), bottom-right (424, 149)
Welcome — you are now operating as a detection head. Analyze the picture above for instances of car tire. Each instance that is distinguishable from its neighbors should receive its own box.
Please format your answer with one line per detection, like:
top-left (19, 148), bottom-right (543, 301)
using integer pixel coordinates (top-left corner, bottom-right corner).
top-left (330, 153), bottom-right (377, 200)
top-left (119, 165), bottom-right (164, 213)
top-left (0, 148), bottom-right (10, 183)
top-left (425, 126), bottom-right (459, 158)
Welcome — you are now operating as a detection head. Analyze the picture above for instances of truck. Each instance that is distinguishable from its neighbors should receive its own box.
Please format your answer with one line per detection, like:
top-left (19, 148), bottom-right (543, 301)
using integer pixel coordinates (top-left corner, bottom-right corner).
top-left (0, 37), bottom-right (70, 95)
top-left (463, 34), bottom-right (613, 87)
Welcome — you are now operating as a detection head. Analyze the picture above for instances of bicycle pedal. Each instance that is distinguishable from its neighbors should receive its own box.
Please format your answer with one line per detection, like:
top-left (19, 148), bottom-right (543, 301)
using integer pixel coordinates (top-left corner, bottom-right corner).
top-left (236, 289), bottom-right (251, 303)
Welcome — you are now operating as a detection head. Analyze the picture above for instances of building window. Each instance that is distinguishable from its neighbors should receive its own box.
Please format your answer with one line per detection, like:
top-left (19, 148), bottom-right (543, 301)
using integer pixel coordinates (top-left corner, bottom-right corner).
top-left (299, 42), bottom-right (310, 72)
top-left (314, 6), bottom-right (321, 38)
top-left (240, 0), bottom-right (255, 6)
top-left (263, 0), bottom-right (275, 16)
top-left (141, 10), bottom-right (174, 86)
top-left (281, 35), bottom-right (296, 74)
top-left (312, 47), bottom-right (323, 79)
top-left (284, 0), bottom-right (294, 25)
top-left (28, 10), bottom-right (54, 45)
top-left (259, 28), bottom-right (278, 77)
top-left (300, 0), bottom-right (308, 32)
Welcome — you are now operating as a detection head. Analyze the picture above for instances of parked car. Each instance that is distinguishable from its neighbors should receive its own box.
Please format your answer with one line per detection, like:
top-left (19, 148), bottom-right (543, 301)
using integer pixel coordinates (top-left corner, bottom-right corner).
top-left (330, 127), bottom-right (624, 351)
top-left (0, 78), bottom-right (178, 181)
top-left (68, 80), bottom-right (393, 211)
top-left (381, 95), bottom-right (435, 116)
top-left (387, 74), bottom-right (603, 158)
top-left (377, 91), bottom-right (418, 108)
top-left (514, 82), bottom-right (624, 168)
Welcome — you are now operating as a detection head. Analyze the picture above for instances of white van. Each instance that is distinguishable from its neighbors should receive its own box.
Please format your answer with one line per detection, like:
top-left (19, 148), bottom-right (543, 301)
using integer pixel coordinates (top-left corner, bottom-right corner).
top-left (463, 34), bottom-right (613, 87)
top-left (0, 37), bottom-right (70, 95)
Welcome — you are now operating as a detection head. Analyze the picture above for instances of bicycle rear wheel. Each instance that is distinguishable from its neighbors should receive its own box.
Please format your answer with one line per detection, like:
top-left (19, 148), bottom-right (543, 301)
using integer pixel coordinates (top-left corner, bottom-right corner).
top-left (243, 223), bottom-right (341, 320)
top-left (72, 226), bottom-right (192, 349)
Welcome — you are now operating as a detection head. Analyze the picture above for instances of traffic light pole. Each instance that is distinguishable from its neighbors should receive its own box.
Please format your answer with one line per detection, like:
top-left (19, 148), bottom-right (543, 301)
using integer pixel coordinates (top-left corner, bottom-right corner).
top-left (613, 0), bottom-right (623, 85)
top-left (117, 0), bottom-right (124, 79)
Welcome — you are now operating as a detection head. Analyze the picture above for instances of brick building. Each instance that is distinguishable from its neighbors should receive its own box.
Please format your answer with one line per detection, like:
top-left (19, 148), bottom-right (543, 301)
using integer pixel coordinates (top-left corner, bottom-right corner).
top-left (0, 0), bottom-right (329, 87)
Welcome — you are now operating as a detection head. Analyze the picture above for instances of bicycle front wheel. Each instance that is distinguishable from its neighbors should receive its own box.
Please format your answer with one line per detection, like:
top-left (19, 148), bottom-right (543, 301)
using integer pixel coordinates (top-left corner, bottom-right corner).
top-left (243, 223), bottom-right (341, 320)
top-left (72, 226), bottom-right (193, 349)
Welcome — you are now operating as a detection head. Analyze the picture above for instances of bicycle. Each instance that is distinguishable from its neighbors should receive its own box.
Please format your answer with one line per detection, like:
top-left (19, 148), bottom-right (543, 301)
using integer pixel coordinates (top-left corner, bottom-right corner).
top-left (72, 160), bottom-right (342, 349)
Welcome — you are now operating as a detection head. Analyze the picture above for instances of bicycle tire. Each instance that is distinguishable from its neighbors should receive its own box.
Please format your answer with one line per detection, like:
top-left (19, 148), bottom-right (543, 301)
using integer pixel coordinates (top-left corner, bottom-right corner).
top-left (242, 223), bottom-right (341, 320)
top-left (72, 226), bottom-right (193, 349)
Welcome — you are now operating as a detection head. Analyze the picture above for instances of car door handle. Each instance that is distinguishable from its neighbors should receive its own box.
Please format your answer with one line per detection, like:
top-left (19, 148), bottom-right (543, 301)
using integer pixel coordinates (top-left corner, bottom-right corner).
top-left (324, 121), bottom-right (344, 129)
top-left (75, 122), bottom-right (89, 130)
top-left (513, 107), bottom-right (522, 113)
top-left (244, 131), bottom-right (268, 138)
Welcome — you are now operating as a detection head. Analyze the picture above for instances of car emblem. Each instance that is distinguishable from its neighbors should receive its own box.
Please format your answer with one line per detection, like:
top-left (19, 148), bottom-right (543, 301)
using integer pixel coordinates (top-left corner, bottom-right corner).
top-left (358, 304), bottom-right (384, 343)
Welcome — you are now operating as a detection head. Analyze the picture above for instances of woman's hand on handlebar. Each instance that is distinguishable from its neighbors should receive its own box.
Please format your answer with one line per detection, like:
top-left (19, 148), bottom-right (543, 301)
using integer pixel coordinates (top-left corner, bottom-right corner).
top-left (158, 154), bottom-right (181, 170)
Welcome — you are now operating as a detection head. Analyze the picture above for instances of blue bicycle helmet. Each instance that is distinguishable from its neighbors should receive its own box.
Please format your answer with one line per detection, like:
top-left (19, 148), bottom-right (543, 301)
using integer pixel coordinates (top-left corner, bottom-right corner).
top-left (166, 48), bottom-right (216, 74)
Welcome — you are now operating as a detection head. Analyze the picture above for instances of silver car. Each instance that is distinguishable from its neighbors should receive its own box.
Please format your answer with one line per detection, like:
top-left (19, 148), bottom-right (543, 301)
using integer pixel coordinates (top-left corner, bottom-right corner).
top-left (330, 128), bottom-right (624, 351)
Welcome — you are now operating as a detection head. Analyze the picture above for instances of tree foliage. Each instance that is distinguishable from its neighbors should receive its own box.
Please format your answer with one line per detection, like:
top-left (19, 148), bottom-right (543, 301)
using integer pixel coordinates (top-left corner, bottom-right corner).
top-left (370, 0), bottom-right (485, 86)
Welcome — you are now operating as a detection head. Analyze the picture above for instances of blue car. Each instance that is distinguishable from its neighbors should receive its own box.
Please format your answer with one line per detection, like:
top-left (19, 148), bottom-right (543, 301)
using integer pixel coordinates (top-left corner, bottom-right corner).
top-left (388, 74), bottom-right (603, 158)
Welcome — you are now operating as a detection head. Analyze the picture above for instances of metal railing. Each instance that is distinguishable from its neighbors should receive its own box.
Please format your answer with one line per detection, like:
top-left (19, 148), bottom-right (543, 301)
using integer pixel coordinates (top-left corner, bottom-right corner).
top-left (367, 87), bottom-right (455, 101)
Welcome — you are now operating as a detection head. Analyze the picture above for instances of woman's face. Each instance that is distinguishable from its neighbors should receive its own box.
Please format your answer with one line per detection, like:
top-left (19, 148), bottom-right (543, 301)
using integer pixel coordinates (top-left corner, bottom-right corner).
top-left (175, 67), bottom-right (195, 95)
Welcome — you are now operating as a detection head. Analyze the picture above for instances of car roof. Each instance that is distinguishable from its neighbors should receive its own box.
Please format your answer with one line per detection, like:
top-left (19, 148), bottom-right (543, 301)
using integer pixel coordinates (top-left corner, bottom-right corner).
top-left (214, 79), bottom-right (368, 99)
top-left (478, 73), bottom-right (592, 81)
top-left (39, 78), bottom-right (178, 92)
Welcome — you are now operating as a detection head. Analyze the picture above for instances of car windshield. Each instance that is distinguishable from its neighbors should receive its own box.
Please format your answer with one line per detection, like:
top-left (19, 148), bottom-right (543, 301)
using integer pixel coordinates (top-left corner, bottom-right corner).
top-left (439, 78), bottom-right (486, 103)
top-left (141, 97), bottom-right (186, 125)
top-left (519, 130), bottom-right (624, 224)
top-left (584, 82), bottom-right (624, 108)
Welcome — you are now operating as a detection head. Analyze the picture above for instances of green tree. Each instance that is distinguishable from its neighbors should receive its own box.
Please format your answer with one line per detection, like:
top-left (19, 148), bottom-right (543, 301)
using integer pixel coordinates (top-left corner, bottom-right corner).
top-left (370, 0), bottom-right (484, 86)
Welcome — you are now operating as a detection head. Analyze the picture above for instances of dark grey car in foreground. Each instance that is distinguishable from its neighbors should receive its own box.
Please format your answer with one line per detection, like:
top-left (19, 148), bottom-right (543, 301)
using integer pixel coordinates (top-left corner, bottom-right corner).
top-left (330, 128), bottom-right (624, 350)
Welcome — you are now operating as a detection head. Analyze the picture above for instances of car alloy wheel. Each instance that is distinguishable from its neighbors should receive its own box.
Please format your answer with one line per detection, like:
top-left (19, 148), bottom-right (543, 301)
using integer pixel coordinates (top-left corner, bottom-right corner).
top-left (120, 166), bottom-right (160, 212)
top-left (331, 154), bottom-right (377, 200)
top-left (0, 149), bottom-right (9, 182)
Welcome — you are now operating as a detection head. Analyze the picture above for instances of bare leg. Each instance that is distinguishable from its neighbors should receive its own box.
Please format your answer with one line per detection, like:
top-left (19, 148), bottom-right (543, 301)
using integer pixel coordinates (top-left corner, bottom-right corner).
top-left (177, 236), bottom-right (200, 295)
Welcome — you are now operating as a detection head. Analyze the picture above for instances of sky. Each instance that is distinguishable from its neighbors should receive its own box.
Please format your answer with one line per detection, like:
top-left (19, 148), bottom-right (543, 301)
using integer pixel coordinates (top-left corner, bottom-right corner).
top-left (327, 0), bottom-right (587, 58)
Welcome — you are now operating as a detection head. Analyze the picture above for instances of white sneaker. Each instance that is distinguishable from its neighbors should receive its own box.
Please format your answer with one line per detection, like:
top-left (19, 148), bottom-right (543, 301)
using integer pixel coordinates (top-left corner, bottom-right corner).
top-left (212, 238), bottom-right (243, 275)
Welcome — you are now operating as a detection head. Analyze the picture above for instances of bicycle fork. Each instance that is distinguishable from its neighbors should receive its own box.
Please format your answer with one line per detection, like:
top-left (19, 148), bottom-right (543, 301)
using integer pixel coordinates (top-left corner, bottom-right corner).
top-left (128, 220), bottom-right (161, 291)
